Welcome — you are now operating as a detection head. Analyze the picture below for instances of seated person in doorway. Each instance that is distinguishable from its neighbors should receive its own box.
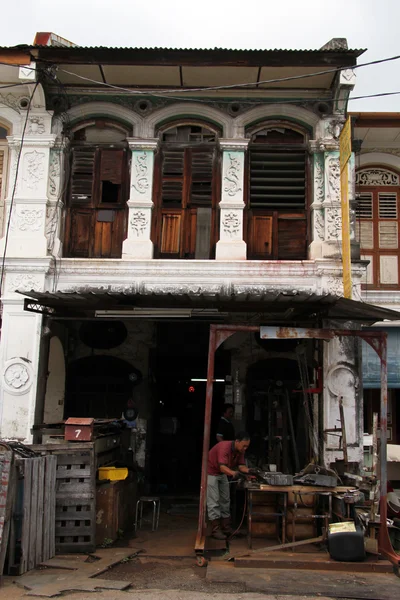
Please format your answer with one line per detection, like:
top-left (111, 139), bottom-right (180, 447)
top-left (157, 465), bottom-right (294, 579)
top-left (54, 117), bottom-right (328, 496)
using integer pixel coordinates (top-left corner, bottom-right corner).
top-left (207, 432), bottom-right (251, 540)
top-left (216, 403), bottom-right (235, 443)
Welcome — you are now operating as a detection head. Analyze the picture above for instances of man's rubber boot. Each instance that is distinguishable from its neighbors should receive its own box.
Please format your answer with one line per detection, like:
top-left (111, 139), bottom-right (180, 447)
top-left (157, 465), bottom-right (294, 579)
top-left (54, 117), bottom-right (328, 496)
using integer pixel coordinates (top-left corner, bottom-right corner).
top-left (221, 517), bottom-right (233, 536)
top-left (211, 519), bottom-right (226, 540)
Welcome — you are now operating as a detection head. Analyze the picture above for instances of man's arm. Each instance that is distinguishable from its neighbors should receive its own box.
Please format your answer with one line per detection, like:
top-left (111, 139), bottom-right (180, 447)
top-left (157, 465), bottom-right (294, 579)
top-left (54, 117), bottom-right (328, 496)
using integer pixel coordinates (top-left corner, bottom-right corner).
top-left (216, 434), bottom-right (224, 443)
top-left (238, 465), bottom-right (249, 474)
top-left (219, 464), bottom-right (239, 477)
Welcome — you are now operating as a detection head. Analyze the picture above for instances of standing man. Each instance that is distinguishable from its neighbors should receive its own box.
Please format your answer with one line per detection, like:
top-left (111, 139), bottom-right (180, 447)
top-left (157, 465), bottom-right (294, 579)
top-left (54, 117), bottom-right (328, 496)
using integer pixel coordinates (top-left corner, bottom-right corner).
top-left (207, 432), bottom-right (251, 540)
top-left (216, 403), bottom-right (235, 443)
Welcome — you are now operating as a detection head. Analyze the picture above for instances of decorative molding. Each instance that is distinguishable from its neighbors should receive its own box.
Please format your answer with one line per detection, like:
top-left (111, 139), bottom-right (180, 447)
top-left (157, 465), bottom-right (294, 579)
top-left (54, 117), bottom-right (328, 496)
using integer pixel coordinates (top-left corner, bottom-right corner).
top-left (313, 153), bottom-right (325, 204)
top-left (3, 361), bottom-right (32, 394)
top-left (360, 148), bottom-right (400, 158)
top-left (22, 150), bottom-right (45, 192)
top-left (326, 362), bottom-right (358, 397)
top-left (11, 208), bottom-right (44, 232)
top-left (355, 168), bottom-right (399, 186)
top-left (325, 276), bottom-right (344, 297)
top-left (223, 153), bottom-right (242, 197)
top-left (219, 138), bottom-right (249, 152)
top-left (131, 151), bottom-right (149, 194)
top-left (0, 93), bottom-right (21, 113)
top-left (130, 209), bottom-right (149, 236)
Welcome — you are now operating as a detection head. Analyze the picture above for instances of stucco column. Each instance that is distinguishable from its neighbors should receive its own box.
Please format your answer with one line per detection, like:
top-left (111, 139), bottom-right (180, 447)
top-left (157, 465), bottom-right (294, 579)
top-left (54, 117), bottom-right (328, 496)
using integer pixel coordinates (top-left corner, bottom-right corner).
top-left (122, 138), bottom-right (159, 260)
top-left (216, 139), bottom-right (248, 260)
top-left (0, 112), bottom-right (56, 258)
top-left (322, 322), bottom-right (363, 471)
top-left (0, 265), bottom-right (49, 441)
top-left (45, 140), bottom-right (68, 258)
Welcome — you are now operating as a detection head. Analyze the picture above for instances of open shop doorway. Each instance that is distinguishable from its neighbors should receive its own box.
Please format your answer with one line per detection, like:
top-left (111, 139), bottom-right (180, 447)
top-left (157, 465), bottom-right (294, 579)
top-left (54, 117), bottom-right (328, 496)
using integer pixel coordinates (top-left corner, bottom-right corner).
top-left (245, 340), bottom-right (318, 473)
top-left (149, 322), bottom-right (229, 495)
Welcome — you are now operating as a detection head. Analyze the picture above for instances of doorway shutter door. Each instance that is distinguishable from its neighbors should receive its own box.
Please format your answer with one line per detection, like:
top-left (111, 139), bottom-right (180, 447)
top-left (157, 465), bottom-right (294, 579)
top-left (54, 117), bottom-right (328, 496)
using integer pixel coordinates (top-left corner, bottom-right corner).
top-left (67, 148), bottom-right (96, 257)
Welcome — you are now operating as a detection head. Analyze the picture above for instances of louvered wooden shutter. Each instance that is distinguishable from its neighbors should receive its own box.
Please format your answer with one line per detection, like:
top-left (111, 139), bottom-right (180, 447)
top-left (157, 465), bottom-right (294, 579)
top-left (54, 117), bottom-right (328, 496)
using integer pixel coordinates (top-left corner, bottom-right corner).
top-left (161, 147), bottom-right (184, 206)
top-left (249, 148), bottom-right (306, 208)
top-left (70, 148), bottom-right (96, 205)
top-left (355, 193), bottom-right (374, 248)
top-left (99, 149), bottom-right (124, 185)
top-left (190, 148), bottom-right (214, 206)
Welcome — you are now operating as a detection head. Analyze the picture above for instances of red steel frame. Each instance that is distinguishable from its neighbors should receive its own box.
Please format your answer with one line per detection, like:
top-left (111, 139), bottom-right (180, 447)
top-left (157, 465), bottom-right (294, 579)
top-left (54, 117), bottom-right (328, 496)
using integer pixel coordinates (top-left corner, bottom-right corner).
top-left (195, 324), bottom-right (400, 567)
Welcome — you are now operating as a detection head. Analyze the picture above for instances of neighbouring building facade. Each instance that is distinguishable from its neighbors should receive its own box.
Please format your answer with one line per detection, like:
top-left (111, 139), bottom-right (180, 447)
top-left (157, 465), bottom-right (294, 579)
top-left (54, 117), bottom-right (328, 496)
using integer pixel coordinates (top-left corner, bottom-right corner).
top-left (0, 34), bottom-right (395, 487)
top-left (353, 112), bottom-right (400, 445)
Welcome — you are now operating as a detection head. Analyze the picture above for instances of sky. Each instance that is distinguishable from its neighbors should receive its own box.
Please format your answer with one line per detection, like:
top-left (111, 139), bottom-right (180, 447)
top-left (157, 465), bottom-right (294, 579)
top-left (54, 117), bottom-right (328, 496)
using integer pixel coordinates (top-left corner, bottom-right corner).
top-left (2, 0), bottom-right (400, 111)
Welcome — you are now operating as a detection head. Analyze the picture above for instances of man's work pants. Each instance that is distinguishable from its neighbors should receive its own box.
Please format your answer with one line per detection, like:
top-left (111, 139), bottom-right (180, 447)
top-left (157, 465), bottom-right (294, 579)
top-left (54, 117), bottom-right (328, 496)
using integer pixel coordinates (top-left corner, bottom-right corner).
top-left (207, 474), bottom-right (230, 520)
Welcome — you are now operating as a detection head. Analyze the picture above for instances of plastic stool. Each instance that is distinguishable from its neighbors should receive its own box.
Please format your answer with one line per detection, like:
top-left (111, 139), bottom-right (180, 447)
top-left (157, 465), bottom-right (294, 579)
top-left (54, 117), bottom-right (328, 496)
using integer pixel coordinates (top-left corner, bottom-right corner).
top-left (135, 496), bottom-right (161, 531)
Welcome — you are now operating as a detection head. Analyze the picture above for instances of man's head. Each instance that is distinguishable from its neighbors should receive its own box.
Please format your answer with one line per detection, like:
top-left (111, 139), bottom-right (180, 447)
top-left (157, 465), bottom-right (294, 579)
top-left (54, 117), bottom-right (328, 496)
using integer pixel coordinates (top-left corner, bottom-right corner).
top-left (222, 403), bottom-right (234, 420)
top-left (234, 431), bottom-right (251, 453)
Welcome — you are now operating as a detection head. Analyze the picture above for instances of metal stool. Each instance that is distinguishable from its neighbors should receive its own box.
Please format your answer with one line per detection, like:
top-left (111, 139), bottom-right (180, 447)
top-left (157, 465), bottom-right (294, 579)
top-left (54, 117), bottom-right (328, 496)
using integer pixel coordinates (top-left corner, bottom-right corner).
top-left (135, 496), bottom-right (161, 531)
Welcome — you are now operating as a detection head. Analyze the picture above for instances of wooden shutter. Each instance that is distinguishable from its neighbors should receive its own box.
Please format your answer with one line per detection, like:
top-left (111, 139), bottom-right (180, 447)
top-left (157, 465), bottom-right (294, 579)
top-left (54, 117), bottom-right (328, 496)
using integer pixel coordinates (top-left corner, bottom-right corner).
top-left (70, 148), bottom-right (96, 205)
top-left (190, 148), bottom-right (214, 206)
top-left (249, 148), bottom-right (306, 208)
top-left (278, 214), bottom-right (307, 259)
top-left (248, 214), bottom-right (273, 258)
top-left (160, 211), bottom-right (182, 254)
top-left (68, 209), bottom-right (93, 257)
top-left (99, 149), bottom-right (124, 185)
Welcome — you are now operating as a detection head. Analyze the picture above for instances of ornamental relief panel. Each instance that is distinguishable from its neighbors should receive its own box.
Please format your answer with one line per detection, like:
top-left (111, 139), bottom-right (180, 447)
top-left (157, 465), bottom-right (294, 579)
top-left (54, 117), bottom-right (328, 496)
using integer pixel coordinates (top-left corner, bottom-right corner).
top-left (3, 361), bottom-right (33, 395)
top-left (222, 211), bottom-right (241, 238)
top-left (22, 150), bottom-right (45, 193)
top-left (355, 169), bottom-right (399, 186)
top-left (7, 273), bottom-right (41, 292)
top-left (313, 209), bottom-right (325, 241)
top-left (223, 153), bottom-right (242, 197)
top-left (10, 208), bottom-right (44, 232)
top-left (313, 154), bottom-right (325, 204)
top-left (326, 207), bottom-right (342, 240)
top-left (131, 151), bottom-right (150, 194)
top-left (326, 156), bottom-right (340, 202)
top-left (27, 116), bottom-right (45, 135)
top-left (48, 150), bottom-right (61, 198)
top-left (130, 209), bottom-right (149, 237)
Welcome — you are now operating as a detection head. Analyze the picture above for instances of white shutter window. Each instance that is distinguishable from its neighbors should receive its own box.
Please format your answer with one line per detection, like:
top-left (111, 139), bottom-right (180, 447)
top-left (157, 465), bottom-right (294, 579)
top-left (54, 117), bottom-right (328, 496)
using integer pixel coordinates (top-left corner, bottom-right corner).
top-left (356, 193), bottom-right (373, 219)
top-left (356, 221), bottom-right (374, 249)
top-left (378, 192), bottom-right (397, 219)
top-left (379, 221), bottom-right (398, 249)
top-left (380, 256), bottom-right (399, 284)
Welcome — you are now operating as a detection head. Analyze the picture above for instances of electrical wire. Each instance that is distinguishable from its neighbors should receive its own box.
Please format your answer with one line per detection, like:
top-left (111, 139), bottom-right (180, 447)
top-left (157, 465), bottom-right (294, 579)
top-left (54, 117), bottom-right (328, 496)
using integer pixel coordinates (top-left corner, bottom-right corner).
top-left (0, 81), bottom-right (39, 299)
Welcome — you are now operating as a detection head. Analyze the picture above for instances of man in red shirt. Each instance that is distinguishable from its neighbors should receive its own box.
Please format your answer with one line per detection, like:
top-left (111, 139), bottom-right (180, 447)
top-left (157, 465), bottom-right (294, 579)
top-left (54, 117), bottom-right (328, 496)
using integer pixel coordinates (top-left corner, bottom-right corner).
top-left (207, 431), bottom-right (251, 540)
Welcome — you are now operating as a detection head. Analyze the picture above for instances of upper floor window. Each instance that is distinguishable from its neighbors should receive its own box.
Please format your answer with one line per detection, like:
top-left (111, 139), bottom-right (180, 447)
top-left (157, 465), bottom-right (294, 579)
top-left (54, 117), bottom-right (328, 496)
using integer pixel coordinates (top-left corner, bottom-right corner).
top-left (64, 121), bottom-right (129, 258)
top-left (246, 124), bottom-right (308, 260)
top-left (152, 122), bottom-right (219, 259)
top-left (355, 167), bottom-right (400, 288)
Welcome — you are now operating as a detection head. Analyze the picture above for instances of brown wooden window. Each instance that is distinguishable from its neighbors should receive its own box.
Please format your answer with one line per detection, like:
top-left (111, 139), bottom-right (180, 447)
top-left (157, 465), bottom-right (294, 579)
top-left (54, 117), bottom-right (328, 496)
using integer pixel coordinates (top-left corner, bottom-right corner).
top-left (246, 125), bottom-right (308, 260)
top-left (356, 168), bottom-right (400, 288)
top-left (64, 123), bottom-right (129, 258)
top-left (153, 125), bottom-right (219, 259)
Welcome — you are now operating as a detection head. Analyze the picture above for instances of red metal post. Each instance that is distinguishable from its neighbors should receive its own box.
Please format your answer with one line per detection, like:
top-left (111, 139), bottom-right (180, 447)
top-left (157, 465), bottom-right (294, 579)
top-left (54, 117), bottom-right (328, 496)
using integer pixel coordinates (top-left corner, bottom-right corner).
top-left (195, 325), bottom-right (217, 553)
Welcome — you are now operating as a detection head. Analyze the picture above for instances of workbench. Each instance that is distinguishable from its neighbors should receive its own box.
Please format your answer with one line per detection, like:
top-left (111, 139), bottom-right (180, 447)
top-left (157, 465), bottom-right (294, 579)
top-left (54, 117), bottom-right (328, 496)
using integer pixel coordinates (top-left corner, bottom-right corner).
top-left (246, 485), bottom-right (354, 549)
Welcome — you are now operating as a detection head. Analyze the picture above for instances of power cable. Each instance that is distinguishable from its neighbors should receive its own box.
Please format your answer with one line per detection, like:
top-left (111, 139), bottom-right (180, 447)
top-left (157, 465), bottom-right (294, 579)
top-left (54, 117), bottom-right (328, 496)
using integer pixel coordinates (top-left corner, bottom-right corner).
top-left (0, 81), bottom-right (40, 299)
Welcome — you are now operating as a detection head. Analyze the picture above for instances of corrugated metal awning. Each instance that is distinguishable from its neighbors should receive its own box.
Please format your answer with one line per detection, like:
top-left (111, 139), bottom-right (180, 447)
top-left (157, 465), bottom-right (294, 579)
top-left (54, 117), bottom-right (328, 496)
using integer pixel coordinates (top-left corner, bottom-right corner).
top-left (16, 288), bottom-right (400, 324)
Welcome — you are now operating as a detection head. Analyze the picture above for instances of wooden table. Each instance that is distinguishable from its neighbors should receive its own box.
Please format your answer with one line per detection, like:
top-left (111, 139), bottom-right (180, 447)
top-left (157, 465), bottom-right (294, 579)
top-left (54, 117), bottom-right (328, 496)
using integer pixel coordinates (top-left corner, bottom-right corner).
top-left (246, 485), bottom-right (354, 548)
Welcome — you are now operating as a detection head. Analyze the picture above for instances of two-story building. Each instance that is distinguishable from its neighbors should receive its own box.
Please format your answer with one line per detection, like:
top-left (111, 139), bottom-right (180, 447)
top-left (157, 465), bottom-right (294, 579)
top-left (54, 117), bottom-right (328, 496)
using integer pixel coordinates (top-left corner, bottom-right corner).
top-left (0, 34), bottom-right (397, 490)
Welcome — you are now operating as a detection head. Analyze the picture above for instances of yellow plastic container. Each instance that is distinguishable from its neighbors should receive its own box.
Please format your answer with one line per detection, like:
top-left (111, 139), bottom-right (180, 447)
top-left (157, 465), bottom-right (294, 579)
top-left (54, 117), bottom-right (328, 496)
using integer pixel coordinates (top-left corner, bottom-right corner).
top-left (98, 466), bottom-right (128, 481)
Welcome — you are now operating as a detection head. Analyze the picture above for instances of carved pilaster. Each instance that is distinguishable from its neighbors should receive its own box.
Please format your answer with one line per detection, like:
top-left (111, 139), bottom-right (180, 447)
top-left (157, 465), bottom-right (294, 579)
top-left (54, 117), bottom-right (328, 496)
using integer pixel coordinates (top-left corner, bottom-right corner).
top-left (216, 139), bottom-right (248, 260)
top-left (1, 120), bottom-right (56, 258)
top-left (122, 138), bottom-right (158, 259)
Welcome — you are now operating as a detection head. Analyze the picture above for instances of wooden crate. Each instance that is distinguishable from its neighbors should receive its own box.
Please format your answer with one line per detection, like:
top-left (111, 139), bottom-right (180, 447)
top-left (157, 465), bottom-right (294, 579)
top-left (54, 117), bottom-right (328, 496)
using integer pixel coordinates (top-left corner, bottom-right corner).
top-left (7, 455), bottom-right (57, 575)
top-left (30, 444), bottom-right (96, 554)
